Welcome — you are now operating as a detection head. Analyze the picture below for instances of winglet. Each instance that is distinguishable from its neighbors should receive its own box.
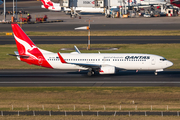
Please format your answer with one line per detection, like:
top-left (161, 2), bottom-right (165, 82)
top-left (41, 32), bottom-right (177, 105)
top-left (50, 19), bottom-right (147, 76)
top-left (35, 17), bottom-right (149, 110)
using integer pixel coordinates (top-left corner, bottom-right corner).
top-left (74, 45), bottom-right (81, 54)
top-left (57, 52), bottom-right (67, 63)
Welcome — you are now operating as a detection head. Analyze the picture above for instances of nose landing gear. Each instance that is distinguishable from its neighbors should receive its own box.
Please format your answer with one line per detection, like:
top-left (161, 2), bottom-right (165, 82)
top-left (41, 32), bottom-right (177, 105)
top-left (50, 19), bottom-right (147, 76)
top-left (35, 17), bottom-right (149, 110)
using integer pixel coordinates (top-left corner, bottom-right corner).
top-left (154, 69), bottom-right (163, 76)
top-left (154, 72), bottom-right (158, 75)
top-left (87, 68), bottom-right (97, 76)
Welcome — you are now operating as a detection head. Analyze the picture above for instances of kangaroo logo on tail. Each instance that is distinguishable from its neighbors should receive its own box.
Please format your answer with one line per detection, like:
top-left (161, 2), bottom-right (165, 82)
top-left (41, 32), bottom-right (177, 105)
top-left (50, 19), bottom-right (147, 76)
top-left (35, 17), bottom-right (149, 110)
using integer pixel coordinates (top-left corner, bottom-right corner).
top-left (41, 0), bottom-right (61, 11)
top-left (14, 35), bottom-right (38, 60)
top-left (12, 24), bottom-right (41, 58)
top-left (41, 0), bottom-right (55, 9)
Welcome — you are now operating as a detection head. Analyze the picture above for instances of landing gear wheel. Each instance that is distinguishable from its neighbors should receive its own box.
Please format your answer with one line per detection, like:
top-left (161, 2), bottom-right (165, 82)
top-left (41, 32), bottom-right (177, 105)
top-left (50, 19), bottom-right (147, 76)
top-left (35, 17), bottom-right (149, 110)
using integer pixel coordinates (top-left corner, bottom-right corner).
top-left (154, 72), bottom-right (158, 76)
top-left (87, 71), bottom-right (92, 76)
top-left (87, 71), bottom-right (94, 76)
top-left (106, 15), bottom-right (111, 18)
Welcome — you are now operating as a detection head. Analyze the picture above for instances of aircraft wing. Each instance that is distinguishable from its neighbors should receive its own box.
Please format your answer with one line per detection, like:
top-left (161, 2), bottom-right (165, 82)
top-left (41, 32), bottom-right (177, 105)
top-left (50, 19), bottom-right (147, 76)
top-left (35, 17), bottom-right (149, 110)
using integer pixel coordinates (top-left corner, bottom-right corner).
top-left (57, 52), bottom-right (100, 68)
top-left (68, 62), bottom-right (101, 69)
top-left (57, 52), bottom-right (126, 70)
top-left (68, 62), bottom-right (126, 71)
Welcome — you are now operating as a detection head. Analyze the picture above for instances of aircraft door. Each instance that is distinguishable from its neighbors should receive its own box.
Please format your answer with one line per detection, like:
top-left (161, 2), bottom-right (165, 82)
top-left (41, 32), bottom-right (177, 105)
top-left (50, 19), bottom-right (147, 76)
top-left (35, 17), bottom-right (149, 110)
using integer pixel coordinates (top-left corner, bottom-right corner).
top-left (151, 57), bottom-right (156, 65)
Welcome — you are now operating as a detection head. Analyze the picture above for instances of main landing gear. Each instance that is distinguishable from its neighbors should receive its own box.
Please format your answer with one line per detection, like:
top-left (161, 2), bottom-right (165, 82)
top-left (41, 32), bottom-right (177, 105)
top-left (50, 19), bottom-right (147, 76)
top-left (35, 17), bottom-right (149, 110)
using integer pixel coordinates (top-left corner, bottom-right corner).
top-left (154, 72), bottom-right (158, 76)
top-left (87, 71), bottom-right (94, 76)
top-left (87, 68), bottom-right (95, 76)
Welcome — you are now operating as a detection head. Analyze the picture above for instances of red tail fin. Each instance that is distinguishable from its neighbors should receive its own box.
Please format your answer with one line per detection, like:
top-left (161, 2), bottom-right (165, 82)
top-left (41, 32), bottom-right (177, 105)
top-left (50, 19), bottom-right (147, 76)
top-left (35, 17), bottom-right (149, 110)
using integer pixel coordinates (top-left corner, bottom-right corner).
top-left (11, 24), bottom-right (53, 69)
top-left (41, 0), bottom-right (54, 9)
top-left (11, 24), bottom-right (42, 57)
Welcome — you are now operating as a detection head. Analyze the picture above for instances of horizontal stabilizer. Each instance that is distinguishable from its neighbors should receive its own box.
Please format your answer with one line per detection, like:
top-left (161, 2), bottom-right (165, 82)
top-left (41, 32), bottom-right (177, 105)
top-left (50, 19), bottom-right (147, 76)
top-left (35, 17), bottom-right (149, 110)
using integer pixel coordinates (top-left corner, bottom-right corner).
top-left (8, 54), bottom-right (30, 59)
top-left (69, 62), bottom-right (101, 69)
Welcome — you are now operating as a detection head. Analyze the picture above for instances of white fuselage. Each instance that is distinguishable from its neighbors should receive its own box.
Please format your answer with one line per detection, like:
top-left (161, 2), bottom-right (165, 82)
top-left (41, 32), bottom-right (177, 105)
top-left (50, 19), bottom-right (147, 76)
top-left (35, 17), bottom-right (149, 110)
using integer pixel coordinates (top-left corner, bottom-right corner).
top-left (42, 53), bottom-right (173, 71)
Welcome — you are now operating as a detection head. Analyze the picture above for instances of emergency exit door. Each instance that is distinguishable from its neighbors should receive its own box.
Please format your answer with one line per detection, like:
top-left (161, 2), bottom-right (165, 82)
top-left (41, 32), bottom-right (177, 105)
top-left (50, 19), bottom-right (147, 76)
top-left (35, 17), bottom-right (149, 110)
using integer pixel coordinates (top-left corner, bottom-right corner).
top-left (151, 57), bottom-right (156, 65)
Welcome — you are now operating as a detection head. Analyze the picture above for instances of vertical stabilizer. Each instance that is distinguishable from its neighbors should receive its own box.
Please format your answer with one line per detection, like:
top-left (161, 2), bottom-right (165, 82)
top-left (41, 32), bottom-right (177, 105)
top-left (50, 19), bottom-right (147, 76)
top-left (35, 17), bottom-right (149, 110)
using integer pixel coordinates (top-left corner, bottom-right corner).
top-left (41, 0), bottom-right (53, 9)
top-left (11, 24), bottom-right (38, 55)
top-left (41, 0), bottom-right (61, 11)
top-left (11, 23), bottom-right (53, 68)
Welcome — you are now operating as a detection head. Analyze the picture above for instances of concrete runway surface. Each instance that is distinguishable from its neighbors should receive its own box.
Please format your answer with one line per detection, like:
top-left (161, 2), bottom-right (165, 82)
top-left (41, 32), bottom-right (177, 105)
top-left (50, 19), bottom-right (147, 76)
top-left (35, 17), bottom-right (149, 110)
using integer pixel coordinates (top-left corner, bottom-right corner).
top-left (0, 69), bottom-right (180, 87)
top-left (1, 36), bottom-right (180, 45)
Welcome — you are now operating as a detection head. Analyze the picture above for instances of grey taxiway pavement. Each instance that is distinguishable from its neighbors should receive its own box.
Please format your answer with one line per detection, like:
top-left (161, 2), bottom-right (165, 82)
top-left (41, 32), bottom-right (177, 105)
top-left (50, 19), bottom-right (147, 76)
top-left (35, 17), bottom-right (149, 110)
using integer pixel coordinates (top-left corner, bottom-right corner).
top-left (0, 69), bottom-right (180, 87)
top-left (1, 36), bottom-right (180, 44)
top-left (2, 24), bottom-right (180, 32)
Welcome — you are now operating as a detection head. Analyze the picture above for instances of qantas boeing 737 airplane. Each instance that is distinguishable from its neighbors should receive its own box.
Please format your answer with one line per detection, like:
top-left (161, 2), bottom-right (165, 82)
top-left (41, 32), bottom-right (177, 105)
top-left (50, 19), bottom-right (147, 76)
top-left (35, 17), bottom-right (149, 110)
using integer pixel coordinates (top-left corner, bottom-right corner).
top-left (11, 24), bottom-right (173, 76)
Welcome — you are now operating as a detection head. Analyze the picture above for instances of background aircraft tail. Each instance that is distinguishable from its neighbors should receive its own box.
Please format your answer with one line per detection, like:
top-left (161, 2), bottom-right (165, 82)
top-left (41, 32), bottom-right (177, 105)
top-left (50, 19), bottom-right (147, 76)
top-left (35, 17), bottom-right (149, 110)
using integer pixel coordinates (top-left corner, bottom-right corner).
top-left (41, 0), bottom-right (53, 9)
top-left (41, 0), bottom-right (61, 11)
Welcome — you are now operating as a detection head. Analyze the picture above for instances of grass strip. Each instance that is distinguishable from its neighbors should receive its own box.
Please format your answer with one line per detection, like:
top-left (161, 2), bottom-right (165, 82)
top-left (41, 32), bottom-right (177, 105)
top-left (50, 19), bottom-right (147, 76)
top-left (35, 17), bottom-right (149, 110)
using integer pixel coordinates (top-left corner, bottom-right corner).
top-left (0, 44), bottom-right (180, 69)
top-left (0, 87), bottom-right (180, 112)
top-left (2, 30), bottom-right (180, 36)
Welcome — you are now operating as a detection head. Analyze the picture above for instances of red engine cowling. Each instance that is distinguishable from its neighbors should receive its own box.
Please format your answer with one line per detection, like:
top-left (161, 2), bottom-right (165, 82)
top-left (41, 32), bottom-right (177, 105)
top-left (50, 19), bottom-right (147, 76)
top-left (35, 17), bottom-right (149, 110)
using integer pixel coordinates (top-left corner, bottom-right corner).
top-left (99, 66), bottom-right (115, 74)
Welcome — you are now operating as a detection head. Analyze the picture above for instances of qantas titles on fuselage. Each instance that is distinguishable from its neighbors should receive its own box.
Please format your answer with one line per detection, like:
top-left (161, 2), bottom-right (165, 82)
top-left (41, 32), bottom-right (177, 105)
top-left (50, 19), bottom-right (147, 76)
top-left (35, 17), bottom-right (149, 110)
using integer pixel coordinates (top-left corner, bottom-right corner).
top-left (11, 24), bottom-right (173, 76)
top-left (47, 56), bottom-right (150, 62)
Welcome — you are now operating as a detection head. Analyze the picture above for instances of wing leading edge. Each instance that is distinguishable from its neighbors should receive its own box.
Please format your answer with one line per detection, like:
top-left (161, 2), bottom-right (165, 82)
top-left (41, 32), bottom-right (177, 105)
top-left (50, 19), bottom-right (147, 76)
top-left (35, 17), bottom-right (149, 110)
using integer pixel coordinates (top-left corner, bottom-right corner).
top-left (57, 52), bottom-right (101, 69)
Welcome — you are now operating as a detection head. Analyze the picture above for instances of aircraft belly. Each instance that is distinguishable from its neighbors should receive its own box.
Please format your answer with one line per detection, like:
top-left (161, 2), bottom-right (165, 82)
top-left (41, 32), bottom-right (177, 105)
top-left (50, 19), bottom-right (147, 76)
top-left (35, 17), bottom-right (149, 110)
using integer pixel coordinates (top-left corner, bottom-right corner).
top-left (116, 61), bottom-right (152, 70)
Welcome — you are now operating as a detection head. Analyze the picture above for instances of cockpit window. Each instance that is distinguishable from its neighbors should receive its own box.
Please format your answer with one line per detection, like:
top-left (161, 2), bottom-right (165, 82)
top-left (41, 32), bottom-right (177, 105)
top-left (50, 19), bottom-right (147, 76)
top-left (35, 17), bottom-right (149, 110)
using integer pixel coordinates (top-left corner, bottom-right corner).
top-left (160, 58), bottom-right (167, 61)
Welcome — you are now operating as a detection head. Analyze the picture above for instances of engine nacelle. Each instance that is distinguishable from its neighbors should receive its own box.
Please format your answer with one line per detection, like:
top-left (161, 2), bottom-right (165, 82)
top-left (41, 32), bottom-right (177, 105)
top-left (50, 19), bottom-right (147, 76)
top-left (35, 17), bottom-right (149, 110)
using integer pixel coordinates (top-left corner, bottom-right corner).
top-left (99, 66), bottom-right (115, 74)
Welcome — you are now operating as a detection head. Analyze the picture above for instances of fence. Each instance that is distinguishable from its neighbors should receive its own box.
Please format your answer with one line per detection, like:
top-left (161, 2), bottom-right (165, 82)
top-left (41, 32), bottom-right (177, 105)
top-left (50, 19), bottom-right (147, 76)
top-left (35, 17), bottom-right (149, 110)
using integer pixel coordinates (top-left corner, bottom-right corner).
top-left (0, 111), bottom-right (180, 116)
top-left (1, 105), bottom-right (180, 111)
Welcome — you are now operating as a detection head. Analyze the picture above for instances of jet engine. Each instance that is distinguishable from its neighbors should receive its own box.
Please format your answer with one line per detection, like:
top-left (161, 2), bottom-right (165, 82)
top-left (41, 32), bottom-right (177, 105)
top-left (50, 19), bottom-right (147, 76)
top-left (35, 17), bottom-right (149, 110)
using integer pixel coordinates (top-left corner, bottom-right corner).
top-left (99, 66), bottom-right (115, 74)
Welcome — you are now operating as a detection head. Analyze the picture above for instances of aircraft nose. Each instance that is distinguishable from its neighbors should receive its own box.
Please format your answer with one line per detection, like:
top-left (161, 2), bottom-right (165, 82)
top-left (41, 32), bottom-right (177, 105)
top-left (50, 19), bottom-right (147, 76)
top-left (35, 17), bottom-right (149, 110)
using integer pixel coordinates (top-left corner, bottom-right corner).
top-left (167, 61), bottom-right (173, 67)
